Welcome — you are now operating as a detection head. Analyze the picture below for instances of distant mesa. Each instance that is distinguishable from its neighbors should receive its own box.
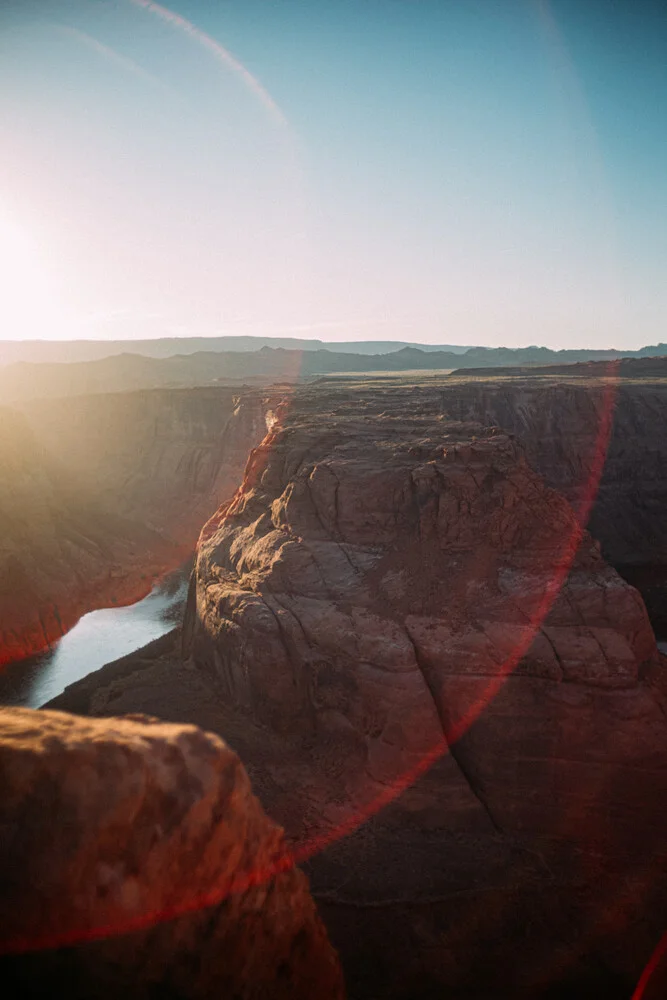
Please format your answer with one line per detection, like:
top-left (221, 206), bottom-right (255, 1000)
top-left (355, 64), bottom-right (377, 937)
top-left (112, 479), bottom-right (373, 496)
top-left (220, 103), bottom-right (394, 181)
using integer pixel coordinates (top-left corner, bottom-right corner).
top-left (454, 353), bottom-right (667, 379)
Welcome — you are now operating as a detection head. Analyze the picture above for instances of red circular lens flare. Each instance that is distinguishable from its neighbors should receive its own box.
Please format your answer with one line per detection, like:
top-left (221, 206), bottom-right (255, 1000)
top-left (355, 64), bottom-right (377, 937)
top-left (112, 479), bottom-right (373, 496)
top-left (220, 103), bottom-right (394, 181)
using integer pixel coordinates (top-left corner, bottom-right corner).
top-left (632, 930), bottom-right (667, 1000)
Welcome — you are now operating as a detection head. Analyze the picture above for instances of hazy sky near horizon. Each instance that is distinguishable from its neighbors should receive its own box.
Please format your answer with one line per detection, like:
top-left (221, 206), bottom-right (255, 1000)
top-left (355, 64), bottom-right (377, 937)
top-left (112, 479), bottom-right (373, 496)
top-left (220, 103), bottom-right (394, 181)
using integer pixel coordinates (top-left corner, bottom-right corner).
top-left (0, 0), bottom-right (665, 349)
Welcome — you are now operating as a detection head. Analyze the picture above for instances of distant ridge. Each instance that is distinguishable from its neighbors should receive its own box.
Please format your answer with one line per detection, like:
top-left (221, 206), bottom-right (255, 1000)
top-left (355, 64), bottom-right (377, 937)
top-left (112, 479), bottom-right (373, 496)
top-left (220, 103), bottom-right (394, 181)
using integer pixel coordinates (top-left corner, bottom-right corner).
top-left (0, 334), bottom-right (665, 367)
top-left (2, 342), bottom-right (667, 402)
top-left (0, 336), bottom-right (474, 366)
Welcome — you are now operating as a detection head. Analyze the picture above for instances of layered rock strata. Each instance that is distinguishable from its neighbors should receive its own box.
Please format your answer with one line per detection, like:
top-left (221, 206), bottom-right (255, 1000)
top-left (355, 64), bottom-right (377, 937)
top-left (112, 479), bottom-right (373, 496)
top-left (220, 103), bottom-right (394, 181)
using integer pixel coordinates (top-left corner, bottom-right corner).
top-left (0, 387), bottom-right (279, 666)
top-left (42, 378), bottom-right (667, 996)
top-left (180, 381), bottom-right (667, 996)
top-left (0, 406), bottom-right (176, 666)
top-left (438, 373), bottom-right (667, 631)
top-left (19, 385), bottom-right (281, 545)
top-left (0, 706), bottom-right (344, 999)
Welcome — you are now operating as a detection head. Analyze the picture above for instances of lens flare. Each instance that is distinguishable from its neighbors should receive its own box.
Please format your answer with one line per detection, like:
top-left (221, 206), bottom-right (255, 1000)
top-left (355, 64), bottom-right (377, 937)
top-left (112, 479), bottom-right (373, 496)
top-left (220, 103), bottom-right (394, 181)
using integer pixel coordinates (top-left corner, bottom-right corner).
top-left (56, 25), bottom-right (180, 101)
top-left (127, 0), bottom-right (289, 130)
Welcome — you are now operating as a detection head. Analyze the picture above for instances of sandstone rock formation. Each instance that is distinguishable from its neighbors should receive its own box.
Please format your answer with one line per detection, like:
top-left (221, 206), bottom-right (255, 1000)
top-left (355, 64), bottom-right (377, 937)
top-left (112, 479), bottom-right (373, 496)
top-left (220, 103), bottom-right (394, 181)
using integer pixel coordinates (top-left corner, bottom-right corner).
top-left (0, 406), bottom-right (176, 667)
top-left (0, 386), bottom-right (279, 668)
top-left (0, 706), bottom-right (344, 999)
top-left (179, 380), bottom-right (667, 996)
top-left (37, 377), bottom-right (667, 996)
top-left (20, 385), bottom-right (284, 546)
top-left (438, 373), bottom-right (667, 631)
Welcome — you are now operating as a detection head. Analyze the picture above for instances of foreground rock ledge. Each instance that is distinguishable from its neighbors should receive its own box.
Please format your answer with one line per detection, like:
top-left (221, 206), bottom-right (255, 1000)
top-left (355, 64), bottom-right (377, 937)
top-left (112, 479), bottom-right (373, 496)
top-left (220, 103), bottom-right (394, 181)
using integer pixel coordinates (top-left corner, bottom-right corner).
top-left (0, 707), bottom-right (344, 1000)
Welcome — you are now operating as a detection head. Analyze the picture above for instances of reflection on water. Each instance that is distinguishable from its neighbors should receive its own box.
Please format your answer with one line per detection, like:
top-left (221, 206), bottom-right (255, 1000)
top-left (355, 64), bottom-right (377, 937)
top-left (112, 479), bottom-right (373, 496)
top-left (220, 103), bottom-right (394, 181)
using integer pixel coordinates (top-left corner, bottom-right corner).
top-left (0, 572), bottom-right (189, 709)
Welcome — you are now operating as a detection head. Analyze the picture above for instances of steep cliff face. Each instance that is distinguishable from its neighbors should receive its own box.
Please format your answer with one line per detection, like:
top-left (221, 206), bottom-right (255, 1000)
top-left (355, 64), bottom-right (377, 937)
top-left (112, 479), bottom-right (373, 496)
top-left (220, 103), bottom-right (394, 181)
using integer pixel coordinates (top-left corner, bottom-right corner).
top-left (181, 380), bottom-right (667, 997)
top-left (20, 385), bottom-right (282, 547)
top-left (0, 407), bottom-right (177, 666)
top-left (438, 375), bottom-right (667, 631)
top-left (0, 706), bottom-right (344, 999)
top-left (439, 376), bottom-right (667, 565)
top-left (1, 387), bottom-right (279, 668)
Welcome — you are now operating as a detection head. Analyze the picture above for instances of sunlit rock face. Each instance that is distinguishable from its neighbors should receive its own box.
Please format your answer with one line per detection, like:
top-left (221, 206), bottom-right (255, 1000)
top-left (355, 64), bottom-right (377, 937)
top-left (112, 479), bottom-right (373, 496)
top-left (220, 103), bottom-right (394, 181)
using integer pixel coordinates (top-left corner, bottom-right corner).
top-left (0, 707), bottom-right (344, 1000)
top-left (185, 380), bottom-right (667, 997)
top-left (0, 386), bottom-right (278, 666)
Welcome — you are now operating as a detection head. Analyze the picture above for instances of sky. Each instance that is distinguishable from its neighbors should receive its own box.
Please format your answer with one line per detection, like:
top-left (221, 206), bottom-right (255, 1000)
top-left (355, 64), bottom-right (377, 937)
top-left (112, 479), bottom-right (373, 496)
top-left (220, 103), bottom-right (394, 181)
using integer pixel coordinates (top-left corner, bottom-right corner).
top-left (0, 0), bottom-right (665, 349)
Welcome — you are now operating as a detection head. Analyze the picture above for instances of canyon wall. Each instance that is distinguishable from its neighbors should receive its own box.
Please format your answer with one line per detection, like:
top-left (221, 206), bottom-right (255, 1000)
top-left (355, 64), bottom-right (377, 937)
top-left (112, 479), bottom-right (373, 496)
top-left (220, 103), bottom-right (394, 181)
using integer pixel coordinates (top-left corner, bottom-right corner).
top-left (178, 379), bottom-right (667, 997)
top-left (0, 706), bottom-right (344, 999)
top-left (20, 385), bottom-right (281, 543)
top-left (439, 375), bottom-right (667, 630)
top-left (1, 386), bottom-right (280, 666)
top-left (12, 372), bottom-right (667, 994)
top-left (0, 406), bottom-right (176, 666)
top-left (6, 371), bottom-right (667, 668)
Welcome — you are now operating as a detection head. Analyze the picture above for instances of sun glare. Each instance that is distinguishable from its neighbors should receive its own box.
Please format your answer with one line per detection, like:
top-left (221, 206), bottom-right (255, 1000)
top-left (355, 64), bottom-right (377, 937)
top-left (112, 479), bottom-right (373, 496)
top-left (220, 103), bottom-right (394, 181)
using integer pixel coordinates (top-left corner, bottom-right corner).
top-left (0, 210), bottom-right (68, 341)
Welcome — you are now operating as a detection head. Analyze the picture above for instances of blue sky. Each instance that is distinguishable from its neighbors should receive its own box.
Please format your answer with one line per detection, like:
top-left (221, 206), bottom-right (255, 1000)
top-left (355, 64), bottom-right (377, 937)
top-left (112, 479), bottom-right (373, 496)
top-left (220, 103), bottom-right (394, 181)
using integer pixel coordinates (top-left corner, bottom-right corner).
top-left (0, 0), bottom-right (665, 348)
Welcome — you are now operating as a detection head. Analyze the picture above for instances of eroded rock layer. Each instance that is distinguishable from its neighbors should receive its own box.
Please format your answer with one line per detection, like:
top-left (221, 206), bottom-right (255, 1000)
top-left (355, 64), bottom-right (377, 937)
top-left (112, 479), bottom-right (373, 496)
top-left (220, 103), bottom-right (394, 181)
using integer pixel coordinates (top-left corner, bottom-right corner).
top-left (0, 386), bottom-right (278, 666)
top-left (0, 407), bottom-right (175, 666)
top-left (439, 374), bottom-right (667, 568)
top-left (181, 380), bottom-right (667, 997)
top-left (0, 706), bottom-right (344, 999)
top-left (438, 373), bottom-right (667, 632)
top-left (42, 377), bottom-right (667, 997)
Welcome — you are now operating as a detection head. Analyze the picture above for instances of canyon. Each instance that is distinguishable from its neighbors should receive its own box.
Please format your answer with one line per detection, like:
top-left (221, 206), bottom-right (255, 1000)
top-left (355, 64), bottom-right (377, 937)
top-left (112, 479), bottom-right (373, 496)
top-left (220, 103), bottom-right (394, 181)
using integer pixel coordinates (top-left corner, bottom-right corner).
top-left (0, 385), bottom-right (280, 665)
top-left (42, 369), bottom-right (667, 998)
top-left (6, 366), bottom-right (667, 670)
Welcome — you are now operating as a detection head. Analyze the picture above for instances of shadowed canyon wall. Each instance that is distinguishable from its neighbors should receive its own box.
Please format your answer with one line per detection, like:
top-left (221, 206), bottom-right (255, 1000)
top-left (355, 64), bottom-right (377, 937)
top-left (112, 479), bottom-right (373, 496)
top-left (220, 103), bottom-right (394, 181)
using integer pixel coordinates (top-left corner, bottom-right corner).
top-left (0, 406), bottom-right (175, 666)
top-left (0, 386), bottom-right (280, 665)
top-left (438, 375), bottom-right (667, 632)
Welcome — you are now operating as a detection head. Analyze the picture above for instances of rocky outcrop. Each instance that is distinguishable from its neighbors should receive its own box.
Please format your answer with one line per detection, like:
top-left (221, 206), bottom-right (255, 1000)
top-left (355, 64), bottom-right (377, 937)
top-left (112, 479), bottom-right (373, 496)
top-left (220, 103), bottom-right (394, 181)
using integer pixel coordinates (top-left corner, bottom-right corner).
top-left (0, 387), bottom-right (279, 668)
top-left (0, 706), bottom-right (344, 999)
top-left (179, 380), bottom-right (667, 996)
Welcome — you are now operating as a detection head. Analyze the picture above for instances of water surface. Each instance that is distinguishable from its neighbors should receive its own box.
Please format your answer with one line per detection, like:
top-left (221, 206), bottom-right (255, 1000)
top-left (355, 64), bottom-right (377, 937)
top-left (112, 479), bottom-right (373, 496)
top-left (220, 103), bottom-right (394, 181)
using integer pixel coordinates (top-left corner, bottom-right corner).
top-left (0, 572), bottom-right (188, 709)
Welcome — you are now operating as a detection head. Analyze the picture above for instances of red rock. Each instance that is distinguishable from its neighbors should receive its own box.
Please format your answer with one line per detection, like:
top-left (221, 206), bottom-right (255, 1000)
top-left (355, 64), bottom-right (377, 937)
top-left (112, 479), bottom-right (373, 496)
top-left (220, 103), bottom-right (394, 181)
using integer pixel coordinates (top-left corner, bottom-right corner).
top-left (0, 387), bottom-right (279, 667)
top-left (181, 380), bottom-right (667, 996)
top-left (0, 706), bottom-right (344, 999)
top-left (40, 378), bottom-right (667, 996)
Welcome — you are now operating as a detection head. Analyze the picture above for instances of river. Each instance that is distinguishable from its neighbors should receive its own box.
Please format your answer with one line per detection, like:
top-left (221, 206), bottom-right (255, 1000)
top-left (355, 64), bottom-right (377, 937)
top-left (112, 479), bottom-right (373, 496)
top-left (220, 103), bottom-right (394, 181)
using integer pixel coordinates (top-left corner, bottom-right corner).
top-left (0, 571), bottom-right (189, 709)
top-left (1, 579), bottom-right (664, 710)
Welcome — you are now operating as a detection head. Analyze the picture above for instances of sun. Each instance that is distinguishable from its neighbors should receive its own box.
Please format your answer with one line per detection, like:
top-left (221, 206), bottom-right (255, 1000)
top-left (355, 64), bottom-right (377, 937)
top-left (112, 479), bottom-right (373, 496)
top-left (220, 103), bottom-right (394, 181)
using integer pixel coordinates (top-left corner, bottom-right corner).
top-left (0, 209), bottom-right (68, 341)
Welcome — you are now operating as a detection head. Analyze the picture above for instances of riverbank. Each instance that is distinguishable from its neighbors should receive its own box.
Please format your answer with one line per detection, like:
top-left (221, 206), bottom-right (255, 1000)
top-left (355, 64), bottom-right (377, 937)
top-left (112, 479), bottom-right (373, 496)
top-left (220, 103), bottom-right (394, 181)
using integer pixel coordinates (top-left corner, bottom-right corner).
top-left (0, 565), bottom-right (190, 708)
